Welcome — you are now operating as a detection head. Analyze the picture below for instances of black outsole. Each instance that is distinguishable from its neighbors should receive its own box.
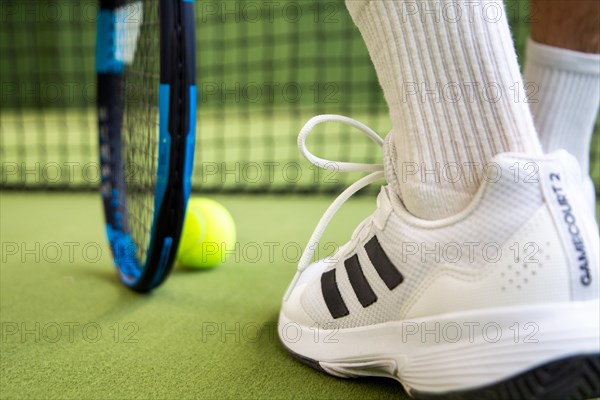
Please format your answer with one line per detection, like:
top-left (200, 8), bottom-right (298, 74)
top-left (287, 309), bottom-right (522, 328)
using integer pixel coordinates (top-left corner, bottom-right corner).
top-left (412, 354), bottom-right (600, 400)
top-left (286, 347), bottom-right (600, 400)
top-left (287, 348), bottom-right (328, 373)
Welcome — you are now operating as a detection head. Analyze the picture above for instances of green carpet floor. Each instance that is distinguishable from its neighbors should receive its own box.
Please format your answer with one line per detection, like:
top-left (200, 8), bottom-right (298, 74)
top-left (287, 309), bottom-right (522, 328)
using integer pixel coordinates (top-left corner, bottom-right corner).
top-left (0, 192), bottom-right (410, 399)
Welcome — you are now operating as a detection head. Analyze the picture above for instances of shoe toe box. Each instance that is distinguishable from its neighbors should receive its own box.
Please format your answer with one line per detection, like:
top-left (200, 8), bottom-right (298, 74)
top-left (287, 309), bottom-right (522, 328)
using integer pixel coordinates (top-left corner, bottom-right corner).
top-left (280, 258), bottom-right (332, 327)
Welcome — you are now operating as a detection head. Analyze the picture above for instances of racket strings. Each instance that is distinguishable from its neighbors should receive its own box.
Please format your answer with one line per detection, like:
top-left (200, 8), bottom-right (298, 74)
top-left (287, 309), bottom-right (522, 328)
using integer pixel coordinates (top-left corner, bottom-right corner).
top-left (121, 0), bottom-right (160, 266)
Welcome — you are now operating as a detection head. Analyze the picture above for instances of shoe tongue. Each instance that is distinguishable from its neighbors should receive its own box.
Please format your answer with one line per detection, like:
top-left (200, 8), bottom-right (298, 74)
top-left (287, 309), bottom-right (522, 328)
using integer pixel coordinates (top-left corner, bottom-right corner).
top-left (383, 133), bottom-right (402, 197)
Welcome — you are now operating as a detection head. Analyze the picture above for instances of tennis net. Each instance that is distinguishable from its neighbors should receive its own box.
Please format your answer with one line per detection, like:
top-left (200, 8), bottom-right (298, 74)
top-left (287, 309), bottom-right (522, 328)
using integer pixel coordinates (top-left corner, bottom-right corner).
top-left (1, 0), bottom-right (598, 195)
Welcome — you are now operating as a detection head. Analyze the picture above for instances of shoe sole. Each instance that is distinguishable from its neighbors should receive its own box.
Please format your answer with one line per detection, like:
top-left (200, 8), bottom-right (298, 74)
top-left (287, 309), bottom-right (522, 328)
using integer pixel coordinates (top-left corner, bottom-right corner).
top-left (287, 349), bottom-right (599, 399)
top-left (279, 300), bottom-right (600, 399)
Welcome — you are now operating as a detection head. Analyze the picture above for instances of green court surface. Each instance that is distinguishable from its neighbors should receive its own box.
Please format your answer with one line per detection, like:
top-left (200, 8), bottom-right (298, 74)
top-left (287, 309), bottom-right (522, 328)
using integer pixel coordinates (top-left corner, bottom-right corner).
top-left (0, 192), bottom-right (411, 400)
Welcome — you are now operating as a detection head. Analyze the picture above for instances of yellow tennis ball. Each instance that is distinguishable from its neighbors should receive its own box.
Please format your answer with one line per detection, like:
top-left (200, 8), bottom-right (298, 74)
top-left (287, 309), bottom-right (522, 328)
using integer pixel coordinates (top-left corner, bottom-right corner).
top-left (177, 198), bottom-right (236, 269)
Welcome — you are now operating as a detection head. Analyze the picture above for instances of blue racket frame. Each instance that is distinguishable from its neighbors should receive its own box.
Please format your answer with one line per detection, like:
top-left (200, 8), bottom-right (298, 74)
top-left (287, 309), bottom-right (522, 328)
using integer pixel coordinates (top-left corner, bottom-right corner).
top-left (96, 0), bottom-right (196, 292)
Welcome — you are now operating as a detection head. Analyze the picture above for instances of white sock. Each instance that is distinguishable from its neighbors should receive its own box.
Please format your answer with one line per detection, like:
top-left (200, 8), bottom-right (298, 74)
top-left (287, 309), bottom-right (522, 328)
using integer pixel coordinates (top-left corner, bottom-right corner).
top-left (524, 38), bottom-right (600, 177)
top-left (346, 0), bottom-right (541, 220)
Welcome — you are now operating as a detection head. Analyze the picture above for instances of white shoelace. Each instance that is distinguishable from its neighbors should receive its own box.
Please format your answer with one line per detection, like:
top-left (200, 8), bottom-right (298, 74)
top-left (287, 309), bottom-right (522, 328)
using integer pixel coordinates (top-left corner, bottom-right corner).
top-left (297, 114), bottom-right (385, 273)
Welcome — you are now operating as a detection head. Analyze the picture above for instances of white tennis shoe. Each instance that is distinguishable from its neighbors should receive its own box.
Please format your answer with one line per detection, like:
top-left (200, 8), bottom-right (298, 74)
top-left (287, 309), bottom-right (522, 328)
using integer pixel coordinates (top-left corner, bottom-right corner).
top-left (279, 115), bottom-right (600, 400)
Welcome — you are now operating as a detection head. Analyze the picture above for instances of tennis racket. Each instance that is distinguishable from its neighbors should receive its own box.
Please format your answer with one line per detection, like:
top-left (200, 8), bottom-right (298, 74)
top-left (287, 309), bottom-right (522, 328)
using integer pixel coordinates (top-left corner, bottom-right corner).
top-left (96, 0), bottom-right (196, 292)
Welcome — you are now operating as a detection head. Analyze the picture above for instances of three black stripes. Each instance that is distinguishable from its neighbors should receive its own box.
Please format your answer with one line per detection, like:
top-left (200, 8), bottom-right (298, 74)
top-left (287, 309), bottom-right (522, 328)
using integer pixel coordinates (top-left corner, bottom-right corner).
top-left (322, 236), bottom-right (404, 319)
